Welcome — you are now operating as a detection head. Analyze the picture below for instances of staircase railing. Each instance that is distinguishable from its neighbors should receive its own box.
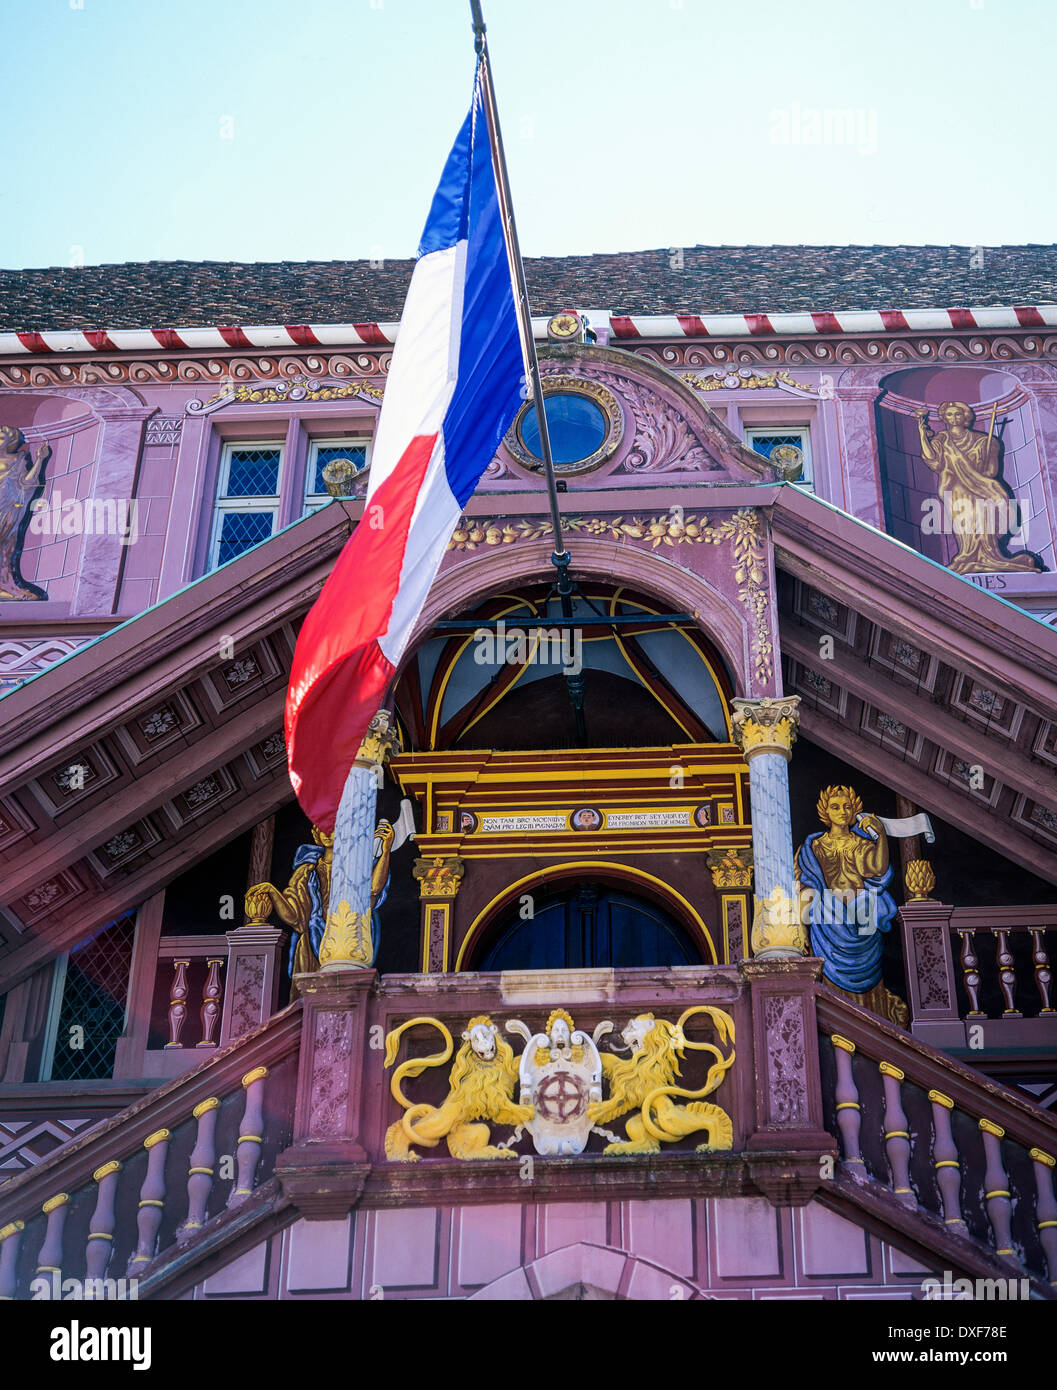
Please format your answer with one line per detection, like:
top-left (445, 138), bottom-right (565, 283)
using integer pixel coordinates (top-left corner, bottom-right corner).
top-left (817, 986), bottom-right (1057, 1291)
top-left (0, 1001), bottom-right (301, 1300)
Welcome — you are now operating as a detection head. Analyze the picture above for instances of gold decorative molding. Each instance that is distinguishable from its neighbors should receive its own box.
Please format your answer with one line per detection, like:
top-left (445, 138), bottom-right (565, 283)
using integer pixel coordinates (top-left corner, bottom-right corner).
top-left (413, 855), bottom-right (466, 899)
top-left (42, 1193), bottom-right (70, 1214)
top-left (446, 508), bottom-right (773, 684)
top-left (193, 1097), bottom-right (220, 1118)
top-left (928, 1089), bottom-right (954, 1109)
top-left (730, 696), bottom-right (801, 761)
top-left (831, 1034), bottom-right (856, 1055)
top-left (144, 1129), bottom-right (170, 1150)
top-left (879, 1061), bottom-right (905, 1081)
top-left (978, 1117), bottom-right (1005, 1139)
top-left (241, 1066), bottom-right (268, 1088)
top-left (1030, 1147), bottom-right (1055, 1167)
top-left (706, 847), bottom-right (753, 890)
top-left (682, 368), bottom-right (819, 395)
top-left (0, 1221), bottom-right (24, 1242)
top-left (319, 899), bottom-right (372, 968)
top-left (92, 1161), bottom-right (121, 1182)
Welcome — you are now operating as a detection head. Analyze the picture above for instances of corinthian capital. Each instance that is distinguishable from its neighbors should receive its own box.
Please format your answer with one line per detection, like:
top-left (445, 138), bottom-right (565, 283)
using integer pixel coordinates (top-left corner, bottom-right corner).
top-left (730, 696), bottom-right (801, 762)
top-left (353, 709), bottom-right (401, 771)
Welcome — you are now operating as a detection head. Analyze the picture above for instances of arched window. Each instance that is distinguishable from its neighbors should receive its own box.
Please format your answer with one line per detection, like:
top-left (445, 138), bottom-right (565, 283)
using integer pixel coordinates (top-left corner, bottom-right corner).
top-left (471, 883), bottom-right (704, 971)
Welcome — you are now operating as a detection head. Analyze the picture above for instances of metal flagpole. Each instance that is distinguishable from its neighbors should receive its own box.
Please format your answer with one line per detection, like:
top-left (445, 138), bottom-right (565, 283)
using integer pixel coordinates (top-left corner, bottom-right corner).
top-left (470, 0), bottom-right (587, 744)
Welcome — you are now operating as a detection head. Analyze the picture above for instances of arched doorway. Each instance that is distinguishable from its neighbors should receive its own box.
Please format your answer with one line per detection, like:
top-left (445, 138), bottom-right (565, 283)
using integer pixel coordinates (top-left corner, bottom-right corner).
top-left (468, 881), bottom-right (705, 971)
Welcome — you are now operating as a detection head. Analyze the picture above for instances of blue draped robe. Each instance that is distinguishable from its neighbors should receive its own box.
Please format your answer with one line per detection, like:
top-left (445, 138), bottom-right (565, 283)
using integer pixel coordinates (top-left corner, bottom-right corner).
top-left (798, 829), bottom-right (897, 993)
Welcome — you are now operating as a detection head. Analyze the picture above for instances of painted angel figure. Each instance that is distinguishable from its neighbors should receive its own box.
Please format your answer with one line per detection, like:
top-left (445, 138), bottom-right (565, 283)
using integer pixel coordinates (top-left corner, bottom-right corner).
top-left (0, 426), bottom-right (51, 599)
top-left (795, 784), bottom-right (909, 1027)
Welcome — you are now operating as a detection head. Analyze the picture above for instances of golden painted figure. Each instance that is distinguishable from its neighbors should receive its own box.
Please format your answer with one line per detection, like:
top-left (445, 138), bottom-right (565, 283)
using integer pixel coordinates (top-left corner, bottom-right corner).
top-left (0, 426), bottom-right (50, 599)
top-left (244, 820), bottom-right (395, 990)
top-left (796, 786), bottom-right (909, 1027)
top-left (586, 1007), bottom-right (735, 1155)
top-left (916, 402), bottom-right (1041, 574)
top-left (383, 1016), bottom-right (534, 1161)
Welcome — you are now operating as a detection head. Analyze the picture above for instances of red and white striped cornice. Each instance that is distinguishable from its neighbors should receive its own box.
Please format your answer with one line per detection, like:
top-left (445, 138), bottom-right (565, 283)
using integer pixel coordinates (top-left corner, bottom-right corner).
top-left (2, 305), bottom-right (1056, 357)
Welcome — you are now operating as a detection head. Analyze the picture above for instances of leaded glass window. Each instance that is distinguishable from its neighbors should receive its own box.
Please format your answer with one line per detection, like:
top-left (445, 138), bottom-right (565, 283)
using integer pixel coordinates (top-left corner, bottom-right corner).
top-left (47, 914), bottom-right (136, 1081)
top-left (209, 442), bottom-right (284, 569)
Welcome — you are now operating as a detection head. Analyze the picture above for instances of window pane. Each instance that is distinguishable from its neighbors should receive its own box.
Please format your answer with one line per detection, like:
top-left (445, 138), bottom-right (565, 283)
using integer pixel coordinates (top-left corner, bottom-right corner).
top-left (521, 394), bottom-right (607, 465)
top-left (51, 915), bottom-right (135, 1081)
top-left (309, 444), bottom-right (367, 496)
top-left (224, 447), bottom-right (281, 498)
top-left (217, 511), bottom-right (273, 565)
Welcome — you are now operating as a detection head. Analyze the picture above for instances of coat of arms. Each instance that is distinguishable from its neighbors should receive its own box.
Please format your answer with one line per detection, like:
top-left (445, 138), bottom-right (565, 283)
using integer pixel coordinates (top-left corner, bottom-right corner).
top-left (506, 1009), bottom-right (606, 1155)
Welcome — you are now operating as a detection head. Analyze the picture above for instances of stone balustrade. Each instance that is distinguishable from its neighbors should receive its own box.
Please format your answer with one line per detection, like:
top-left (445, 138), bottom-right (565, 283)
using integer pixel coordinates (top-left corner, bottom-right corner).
top-left (0, 1006), bottom-right (300, 1301)
top-left (899, 901), bottom-right (1057, 1052)
top-left (817, 990), bottom-right (1057, 1292)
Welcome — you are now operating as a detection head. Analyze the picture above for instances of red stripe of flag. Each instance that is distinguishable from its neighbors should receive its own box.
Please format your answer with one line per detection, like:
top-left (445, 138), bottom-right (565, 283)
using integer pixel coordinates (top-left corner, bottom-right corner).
top-left (285, 432), bottom-right (437, 831)
top-left (218, 326), bottom-right (252, 348)
top-left (879, 310), bottom-right (909, 331)
top-left (609, 316), bottom-right (640, 338)
top-left (745, 314), bottom-right (775, 334)
top-left (810, 312), bottom-right (842, 334)
top-left (353, 322), bottom-right (389, 346)
top-left (676, 315), bottom-right (709, 336)
top-left (85, 330), bottom-right (118, 351)
top-left (16, 332), bottom-right (50, 353)
top-left (1015, 306), bottom-right (1045, 327)
top-left (948, 308), bottom-right (977, 330)
top-left (286, 325), bottom-right (322, 347)
top-left (152, 329), bottom-right (187, 350)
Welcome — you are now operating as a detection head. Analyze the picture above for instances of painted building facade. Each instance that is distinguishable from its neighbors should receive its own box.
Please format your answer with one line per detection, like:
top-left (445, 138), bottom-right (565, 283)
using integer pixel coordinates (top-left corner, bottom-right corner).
top-left (0, 245), bottom-right (1055, 1302)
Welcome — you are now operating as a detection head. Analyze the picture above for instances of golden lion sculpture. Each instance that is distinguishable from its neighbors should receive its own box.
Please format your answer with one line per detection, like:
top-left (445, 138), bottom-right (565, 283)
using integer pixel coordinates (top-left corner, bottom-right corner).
top-left (586, 1006), bottom-right (736, 1155)
top-left (383, 1015), bottom-right (534, 1161)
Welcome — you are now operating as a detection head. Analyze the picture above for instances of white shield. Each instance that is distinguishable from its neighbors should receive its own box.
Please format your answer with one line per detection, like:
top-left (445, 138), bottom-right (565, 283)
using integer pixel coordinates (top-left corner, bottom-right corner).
top-left (513, 1018), bottom-right (603, 1156)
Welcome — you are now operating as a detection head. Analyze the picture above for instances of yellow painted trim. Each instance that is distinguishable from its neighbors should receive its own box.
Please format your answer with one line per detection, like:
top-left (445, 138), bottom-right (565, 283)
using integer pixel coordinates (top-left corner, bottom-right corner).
top-left (455, 860), bottom-right (717, 969)
top-left (237, 1134), bottom-right (263, 1145)
top-left (188, 1167), bottom-right (214, 1176)
top-left (985, 1190), bottom-right (1011, 1200)
top-left (935, 1160), bottom-right (960, 1169)
top-left (885, 1130), bottom-right (910, 1140)
top-left (87, 1232), bottom-right (114, 1242)
top-left (193, 1097), bottom-right (220, 1118)
top-left (610, 588), bottom-right (734, 739)
top-left (830, 1034), bottom-right (856, 1054)
top-left (144, 1130), bottom-right (170, 1150)
top-left (421, 900), bottom-right (451, 972)
top-left (1039, 1220), bottom-right (1057, 1229)
top-left (92, 1161), bottom-right (121, 1182)
top-left (0, 1221), bottom-right (24, 1241)
top-left (1030, 1148), bottom-right (1055, 1166)
top-left (241, 1066), bottom-right (268, 1087)
top-left (879, 1061), bottom-right (905, 1081)
top-left (928, 1090), bottom-right (954, 1110)
top-left (42, 1194), bottom-right (69, 1214)
top-left (428, 597), bottom-right (542, 746)
top-left (835, 1101), bottom-right (861, 1111)
top-left (138, 1200), bottom-right (164, 1208)
top-left (978, 1118), bottom-right (1005, 1139)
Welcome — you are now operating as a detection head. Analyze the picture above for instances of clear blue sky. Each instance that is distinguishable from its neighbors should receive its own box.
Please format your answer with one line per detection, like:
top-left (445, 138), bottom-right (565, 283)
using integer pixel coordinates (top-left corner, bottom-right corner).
top-left (1, 0), bottom-right (1053, 269)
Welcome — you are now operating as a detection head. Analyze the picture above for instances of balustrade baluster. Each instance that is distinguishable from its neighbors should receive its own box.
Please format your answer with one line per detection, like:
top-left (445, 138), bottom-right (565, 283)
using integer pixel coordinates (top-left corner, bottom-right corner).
top-left (165, 959), bottom-right (190, 1048)
top-left (979, 1118), bottom-right (1016, 1260)
top-left (36, 1192), bottom-right (69, 1285)
top-left (1030, 930), bottom-right (1055, 1014)
top-left (198, 958), bottom-right (224, 1047)
top-left (830, 1035), bottom-right (866, 1174)
top-left (879, 1061), bottom-right (914, 1207)
top-left (0, 1221), bottom-right (24, 1300)
top-left (228, 1065), bottom-right (268, 1208)
top-left (958, 929), bottom-right (985, 1017)
top-left (1030, 1147), bottom-right (1057, 1285)
top-left (928, 1090), bottom-right (966, 1232)
top-left (85, 1160), bottom-right (121, 1281)
top-left (177, 1097), bottom-right (219, 1243)
top-left (128, 1129), bottom-right (170, 1274)
top-left (993, 930), bottom-right (1022, 1017)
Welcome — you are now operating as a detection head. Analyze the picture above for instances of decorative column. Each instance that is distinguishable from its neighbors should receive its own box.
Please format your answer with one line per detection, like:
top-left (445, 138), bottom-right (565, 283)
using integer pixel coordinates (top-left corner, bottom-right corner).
top-left (706, 847), bottom-right (753, 964)
top-left (318, 711), bottom-right (400, 971)
top-left (413, 856), bottom-right (465, 972)
top-left (730, 696), bottom-right (805, 959)
top-left (896, 897), bottom-right (962, 1049)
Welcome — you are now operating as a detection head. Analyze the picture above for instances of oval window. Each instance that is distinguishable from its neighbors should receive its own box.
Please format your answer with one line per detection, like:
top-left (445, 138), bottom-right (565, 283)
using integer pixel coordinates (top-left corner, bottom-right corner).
top-left (520, 392), bottom-right (607, 465)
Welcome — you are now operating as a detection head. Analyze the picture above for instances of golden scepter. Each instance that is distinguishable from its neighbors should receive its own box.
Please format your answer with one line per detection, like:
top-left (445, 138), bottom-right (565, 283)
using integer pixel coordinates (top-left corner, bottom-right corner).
top-left (985, 399), bottom-right (999, 450)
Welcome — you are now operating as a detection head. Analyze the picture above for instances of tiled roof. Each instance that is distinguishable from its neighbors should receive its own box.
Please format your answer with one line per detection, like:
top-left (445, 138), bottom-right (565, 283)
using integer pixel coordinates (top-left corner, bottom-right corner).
top-left (2, 246), bottom-right (1056, 332)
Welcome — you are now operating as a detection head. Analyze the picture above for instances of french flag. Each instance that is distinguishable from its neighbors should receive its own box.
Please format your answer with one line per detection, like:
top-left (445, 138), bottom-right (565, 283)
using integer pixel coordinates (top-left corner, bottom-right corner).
top-left (285, 66), bottom-right (524, 831)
